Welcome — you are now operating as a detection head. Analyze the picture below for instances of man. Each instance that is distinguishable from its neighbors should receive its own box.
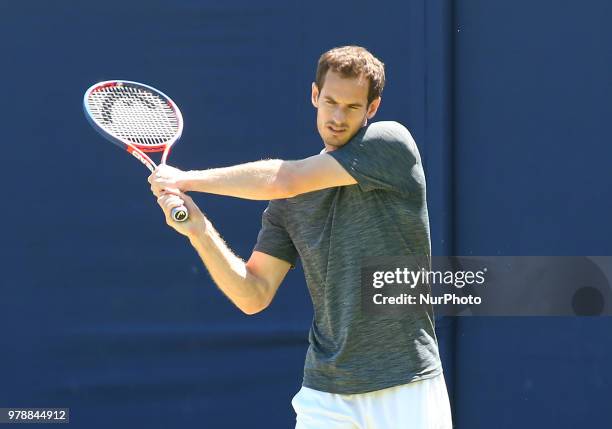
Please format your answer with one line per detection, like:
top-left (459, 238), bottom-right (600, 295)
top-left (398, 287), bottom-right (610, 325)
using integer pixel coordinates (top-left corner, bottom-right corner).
top-left (149, 46), bottom-right (453, 428)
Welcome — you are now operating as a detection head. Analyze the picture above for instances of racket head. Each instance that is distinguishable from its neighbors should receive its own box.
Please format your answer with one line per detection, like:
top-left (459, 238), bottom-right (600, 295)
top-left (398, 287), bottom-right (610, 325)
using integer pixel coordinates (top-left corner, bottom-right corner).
top-left (83, 80), bottom-right (184, 153)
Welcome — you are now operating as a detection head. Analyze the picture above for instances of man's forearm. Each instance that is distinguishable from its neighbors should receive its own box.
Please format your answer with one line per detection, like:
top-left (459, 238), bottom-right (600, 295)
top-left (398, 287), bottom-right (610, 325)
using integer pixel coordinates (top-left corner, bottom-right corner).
top-left (182, 159), bottom-right (296, 200)
top-left (187, 219), bottom-right (269, 314)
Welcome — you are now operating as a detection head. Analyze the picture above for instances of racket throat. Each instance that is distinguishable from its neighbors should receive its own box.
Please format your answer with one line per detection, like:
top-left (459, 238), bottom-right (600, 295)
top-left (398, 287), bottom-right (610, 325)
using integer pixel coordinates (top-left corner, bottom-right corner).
top-left (127, 146), bottom-right (156, 171)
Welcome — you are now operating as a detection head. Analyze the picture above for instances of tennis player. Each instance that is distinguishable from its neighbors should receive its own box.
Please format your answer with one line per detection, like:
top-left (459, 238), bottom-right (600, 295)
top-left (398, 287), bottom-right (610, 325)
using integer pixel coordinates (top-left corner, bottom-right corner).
top-left (149, 46), bottom-right (453, 428)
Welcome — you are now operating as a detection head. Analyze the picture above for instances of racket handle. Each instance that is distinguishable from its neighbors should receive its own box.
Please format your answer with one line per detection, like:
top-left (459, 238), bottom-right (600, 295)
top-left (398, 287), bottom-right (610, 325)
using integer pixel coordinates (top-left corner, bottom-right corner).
top-left (171, 205), bottom-right (189, 222)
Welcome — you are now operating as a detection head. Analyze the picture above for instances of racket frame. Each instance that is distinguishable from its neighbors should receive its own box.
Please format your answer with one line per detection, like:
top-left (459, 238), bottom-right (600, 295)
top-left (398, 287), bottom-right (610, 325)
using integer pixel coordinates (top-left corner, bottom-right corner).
top-left (83, 80), bottom-right (184, 173)
top-left (83, 80), bottom-right (189, 222)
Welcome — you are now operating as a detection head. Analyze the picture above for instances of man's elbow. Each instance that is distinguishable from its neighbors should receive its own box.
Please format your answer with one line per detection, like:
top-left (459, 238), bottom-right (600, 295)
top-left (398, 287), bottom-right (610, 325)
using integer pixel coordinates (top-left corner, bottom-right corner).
top-left (238, 281), bottom-right (273, 315)
top-left (240, 299), bottom-right (270, 315)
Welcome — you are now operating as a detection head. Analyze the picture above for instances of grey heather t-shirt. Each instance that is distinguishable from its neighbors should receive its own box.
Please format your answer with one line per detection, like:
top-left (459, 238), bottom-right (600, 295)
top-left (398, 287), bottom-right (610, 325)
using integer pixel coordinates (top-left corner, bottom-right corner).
top-left (254, 121), bottom-right (442, 394)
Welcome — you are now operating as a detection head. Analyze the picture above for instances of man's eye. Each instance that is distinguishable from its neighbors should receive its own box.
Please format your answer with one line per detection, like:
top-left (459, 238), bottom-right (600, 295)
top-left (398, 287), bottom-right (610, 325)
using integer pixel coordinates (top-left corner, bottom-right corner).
top-left (326, 100), bottom-right (335, 105)
top-left (349, 106), bottom-right (359, 110)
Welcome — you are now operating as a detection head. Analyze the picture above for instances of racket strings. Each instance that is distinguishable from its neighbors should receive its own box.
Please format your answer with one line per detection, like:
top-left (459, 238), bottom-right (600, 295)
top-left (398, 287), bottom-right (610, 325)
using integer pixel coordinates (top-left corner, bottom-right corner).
top-left (87, 85), bottom-right (179, 147)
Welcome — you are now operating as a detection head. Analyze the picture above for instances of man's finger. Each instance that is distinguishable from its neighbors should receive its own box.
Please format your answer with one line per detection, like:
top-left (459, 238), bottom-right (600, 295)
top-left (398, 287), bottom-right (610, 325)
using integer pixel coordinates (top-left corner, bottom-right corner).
top-left (162, 195), bottom-right (185, 209)
top-left (161, 188), bottom-right (191, 204)
top-left (157, 193), bottom-right (175, 205)
top-left (180, 192), bottom-right (195, 206)
top-left (156, 194), bottom-right (168, 206)
top-left (151, 184), bottom-right (163, 198)
top-left (158, 189), bottom-right (197, 213)
top-left (160, 188), bottom-right (182, 197)
top-left (175, 193), bottom-right (198, 214)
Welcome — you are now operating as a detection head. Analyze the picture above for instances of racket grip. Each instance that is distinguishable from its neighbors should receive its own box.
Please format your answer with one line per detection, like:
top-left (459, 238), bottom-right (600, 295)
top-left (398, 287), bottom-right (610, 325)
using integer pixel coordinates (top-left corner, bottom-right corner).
top-left (171, 205), bottom-right (189, 222)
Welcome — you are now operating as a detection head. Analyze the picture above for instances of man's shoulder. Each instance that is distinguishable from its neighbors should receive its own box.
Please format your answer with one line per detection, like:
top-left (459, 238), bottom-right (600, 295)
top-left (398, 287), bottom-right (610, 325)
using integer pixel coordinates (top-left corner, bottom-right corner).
top-left (359, 121), bottom-right (418, 157)
top-left (364, 121), bottom-right (414, 144)
top-left (369, 120), bottom-right (408, 132)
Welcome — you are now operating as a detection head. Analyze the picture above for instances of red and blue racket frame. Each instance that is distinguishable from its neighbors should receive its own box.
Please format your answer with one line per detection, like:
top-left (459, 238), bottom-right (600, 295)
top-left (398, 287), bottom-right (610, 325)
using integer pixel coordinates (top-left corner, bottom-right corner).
top-left (83, 80), bottom-right (188, 221)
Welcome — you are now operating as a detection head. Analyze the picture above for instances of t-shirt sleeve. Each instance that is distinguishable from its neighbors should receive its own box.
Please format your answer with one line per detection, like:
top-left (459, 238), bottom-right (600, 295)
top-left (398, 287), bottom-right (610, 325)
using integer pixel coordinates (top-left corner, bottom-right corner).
top-left (253, 200), bottom-right (298, 267)
top-left (327, 121), bottom-right (426, 195)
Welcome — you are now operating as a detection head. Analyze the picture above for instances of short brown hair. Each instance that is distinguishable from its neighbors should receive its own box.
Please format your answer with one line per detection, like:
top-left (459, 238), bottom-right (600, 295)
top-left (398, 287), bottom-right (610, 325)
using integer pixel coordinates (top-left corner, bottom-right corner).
top-left (315, 46), bottom-right (385, 105)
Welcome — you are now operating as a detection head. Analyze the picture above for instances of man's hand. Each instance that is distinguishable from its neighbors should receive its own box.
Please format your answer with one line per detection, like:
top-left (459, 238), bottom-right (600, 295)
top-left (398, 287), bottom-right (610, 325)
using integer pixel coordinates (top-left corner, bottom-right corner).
top-left (156, 188), bottom-right (206, 238)
top-left (148, 165), bottom-right (190, 197)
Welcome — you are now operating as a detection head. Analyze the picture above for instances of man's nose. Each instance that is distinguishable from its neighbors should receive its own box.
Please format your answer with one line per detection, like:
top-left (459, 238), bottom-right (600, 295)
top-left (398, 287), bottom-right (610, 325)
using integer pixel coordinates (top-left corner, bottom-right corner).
top-left (332, 107), bottom-right (346, 124)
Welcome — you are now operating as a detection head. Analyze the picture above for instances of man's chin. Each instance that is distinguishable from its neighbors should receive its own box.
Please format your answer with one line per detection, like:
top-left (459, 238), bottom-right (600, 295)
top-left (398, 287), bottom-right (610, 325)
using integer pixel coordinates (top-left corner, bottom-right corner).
top-left (322, 141), bottom-right (344, 152)
top-left (323, 135), bottom-right (350, 148)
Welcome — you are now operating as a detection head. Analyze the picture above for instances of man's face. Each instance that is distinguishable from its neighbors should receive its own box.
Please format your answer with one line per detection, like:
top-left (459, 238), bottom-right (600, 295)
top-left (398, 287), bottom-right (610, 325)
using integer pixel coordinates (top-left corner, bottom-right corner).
top-left (312, 70), bottom-right (381, 151)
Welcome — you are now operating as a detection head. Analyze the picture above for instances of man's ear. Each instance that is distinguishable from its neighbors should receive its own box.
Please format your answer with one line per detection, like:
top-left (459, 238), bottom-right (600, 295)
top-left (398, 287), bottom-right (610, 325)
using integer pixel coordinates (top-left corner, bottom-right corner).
top-left (311, 82), bottom-right (319, 108)
top-left (366, 97), bottom-right (382, 119)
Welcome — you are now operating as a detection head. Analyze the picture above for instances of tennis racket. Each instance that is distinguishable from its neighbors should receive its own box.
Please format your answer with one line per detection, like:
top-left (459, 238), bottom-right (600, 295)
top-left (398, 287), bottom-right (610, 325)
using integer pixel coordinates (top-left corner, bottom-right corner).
top-left (83, 80), bottom-right (188, 222)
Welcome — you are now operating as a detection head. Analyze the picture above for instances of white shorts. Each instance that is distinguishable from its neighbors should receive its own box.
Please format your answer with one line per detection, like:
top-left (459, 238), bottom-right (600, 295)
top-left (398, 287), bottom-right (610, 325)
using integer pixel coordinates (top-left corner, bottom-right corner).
top-left (291, 373), bottom-right (453, 429)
